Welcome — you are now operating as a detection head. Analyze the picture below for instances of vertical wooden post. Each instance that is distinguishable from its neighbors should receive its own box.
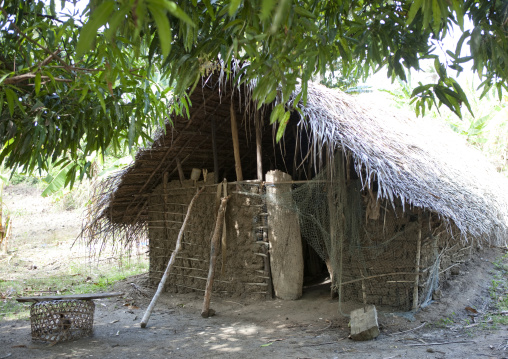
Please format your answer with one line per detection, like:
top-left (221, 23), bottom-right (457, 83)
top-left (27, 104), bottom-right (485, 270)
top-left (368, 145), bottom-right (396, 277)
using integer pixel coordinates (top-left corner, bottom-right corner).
top-left (175, 157), bottom-right (185, 184)
top-left (266, 170), bottom-right (303, 300)
top-left (413, 213), bottom-right (422, 311)
top-left (230, 101), bottom-right (243, 181)
top-left (211, 115), bottom-right (219, 184)
top-left (255, 110), bottom-right (263, 181)
top-left (261, 244), bottom-right (273, 299)
top-left (327, 149), bottom-right (339, 299)
top-left (162, 172), bottom-right (169, 249)
top-left (201, 195), bottom-right (230, 318)
top-left (360, 270), bottom-right (367, 305)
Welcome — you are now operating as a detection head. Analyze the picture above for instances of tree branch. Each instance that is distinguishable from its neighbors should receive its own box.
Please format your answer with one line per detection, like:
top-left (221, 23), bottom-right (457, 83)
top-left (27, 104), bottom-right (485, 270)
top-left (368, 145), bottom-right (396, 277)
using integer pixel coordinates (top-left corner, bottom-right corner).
top-left (0, 7), bottom-right (73, 72)
top-left (31, 49), bottom-right (63, 71)
top-left (3, 73), bottom-right (73, 84)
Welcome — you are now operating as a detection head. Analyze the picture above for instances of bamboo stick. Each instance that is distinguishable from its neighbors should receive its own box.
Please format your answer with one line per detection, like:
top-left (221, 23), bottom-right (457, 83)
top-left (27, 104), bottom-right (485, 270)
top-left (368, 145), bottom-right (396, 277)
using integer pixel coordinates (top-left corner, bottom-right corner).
top-left (140, 186), bottom-right (205, 328)
top-left (221, 180), bottom-right (228, 275)
top-left (340, 272), bottom-right (423, 286)
top-left (172, 265), bottom-right (207, 272)
top-left (175, 157), bottom-right (185, 184)
top-left (360, 270), bottom-right (367, 305)
top-left (261, 244), bottom-right (273, 299)
top-left (201, 195), bottom-right (230, 318)
top-left (230, 101), bottom-right (243, 181)
top-left (173, 284), bottom-right (206, 292)
top-left (413, 214), bottom-right (422, 311)
top-left (168, 272), bottom-right (231, 283)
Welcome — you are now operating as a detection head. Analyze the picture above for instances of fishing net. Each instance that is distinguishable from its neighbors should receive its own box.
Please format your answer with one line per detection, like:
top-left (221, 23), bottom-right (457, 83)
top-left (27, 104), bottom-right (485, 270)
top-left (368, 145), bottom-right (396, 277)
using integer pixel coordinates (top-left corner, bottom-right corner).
top-left (241, 154), bottom-right (465, 311)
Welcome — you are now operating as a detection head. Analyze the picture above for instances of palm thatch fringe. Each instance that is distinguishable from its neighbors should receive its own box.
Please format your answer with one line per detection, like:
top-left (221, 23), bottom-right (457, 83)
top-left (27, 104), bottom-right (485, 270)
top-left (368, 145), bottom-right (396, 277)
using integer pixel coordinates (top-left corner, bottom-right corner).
top-left (80, 67), bottom-right (508, 250)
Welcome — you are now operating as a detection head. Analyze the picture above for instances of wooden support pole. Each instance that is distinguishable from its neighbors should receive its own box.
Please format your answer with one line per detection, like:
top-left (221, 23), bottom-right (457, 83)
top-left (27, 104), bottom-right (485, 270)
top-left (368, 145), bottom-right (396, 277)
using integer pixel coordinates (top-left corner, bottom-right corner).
top-left (261, 244), bottom-right (273, 299)
top-left (230, 101), bottom-right (243, 181)
top-left (175, 157), bottom-right (185, 184)
top-left (327, 151), bottom-right (338, 299)
top-left (211, 116), bottom-right (219, 184)
top-left (162, 172), bottom-right (170, 250)
top-left (201, 195), bottom-right (231, 318)
top-left (255, 110), bottom-right (263, 181)
top-left (413, 214), bottom-right (422, 311)
top-left (140, 186), bottom-right (205, 328)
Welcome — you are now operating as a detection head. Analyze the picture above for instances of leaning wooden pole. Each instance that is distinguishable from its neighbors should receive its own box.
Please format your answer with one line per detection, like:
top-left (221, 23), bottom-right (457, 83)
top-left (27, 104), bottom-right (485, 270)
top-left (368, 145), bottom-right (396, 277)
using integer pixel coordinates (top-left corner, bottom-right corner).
top-left (230, 101), bottom-right (243, 181)
top-left (140, 186), bottom-right (205, 328)
top-left (201, 195), bottom-right (230, 318)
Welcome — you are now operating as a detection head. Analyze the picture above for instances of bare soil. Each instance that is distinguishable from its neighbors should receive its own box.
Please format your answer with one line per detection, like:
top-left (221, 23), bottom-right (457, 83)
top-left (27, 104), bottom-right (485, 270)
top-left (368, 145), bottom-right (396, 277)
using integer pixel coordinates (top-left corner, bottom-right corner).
top-left (1, 184), bottom-right (508, 359)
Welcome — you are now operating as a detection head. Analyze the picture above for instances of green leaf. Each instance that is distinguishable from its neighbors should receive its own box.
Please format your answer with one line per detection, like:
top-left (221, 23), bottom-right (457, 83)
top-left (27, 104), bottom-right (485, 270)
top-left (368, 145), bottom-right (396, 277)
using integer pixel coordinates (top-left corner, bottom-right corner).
top-left (95, 89), bottom-right (107, 113)
top-left (42, 163), bottom-right (72, 197)
top-left (5, 88), bottom-right (16, 116)
top-left (423, 0), bottom-right (432, 29)
top-left (229, 0), bottom-right (241, 16)
top-left (406, 0), bottom-right (423, 25)
top-left (270, 104), bottom-right (284, 124)
top-left (203, 0), bottom-right (216, 21)
top-left (43, 71), bottom-right (56, 87)
top-left (104, 4), bottom-right (130, 40)
top-left (0, 72), bottom-right (12, 85)
top-left (50, 0), bottom-right (56, 17)
top-left (165, 1), bottom-right (195, 27)
top-left (76, 1), bottom-right (115, 57)
top-left (431, 0), bottom-right (441, 34)
top-left (35, 72), bottom-right (41, 95)
top-left (451, 0), bottom-right (464, 29)
top-left (148, 4), bottom-right (172, 58)
top-left (148, 0), bottom-right (195, 26)
top-left (260, 0), bottom-right (276, 20)
top-left (293, 6), bottom-right (315, 19)
top-left (79, 86), bottom-right (89, 103)
top-left (224, 19), bottom-right (244, 30)
top-left (275, 111), bottom-right (290, 142)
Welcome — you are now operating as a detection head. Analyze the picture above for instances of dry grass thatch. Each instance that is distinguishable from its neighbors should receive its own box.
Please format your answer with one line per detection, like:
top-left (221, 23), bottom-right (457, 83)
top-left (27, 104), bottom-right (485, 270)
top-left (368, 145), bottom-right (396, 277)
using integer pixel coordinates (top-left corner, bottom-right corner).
top-left (81, 70), bottom-right (508, 248)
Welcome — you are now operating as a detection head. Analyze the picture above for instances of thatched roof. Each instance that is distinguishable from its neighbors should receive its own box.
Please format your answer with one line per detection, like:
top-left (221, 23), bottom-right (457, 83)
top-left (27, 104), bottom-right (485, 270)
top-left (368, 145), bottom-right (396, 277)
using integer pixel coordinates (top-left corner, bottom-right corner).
top-left (83, 72), bottom-right (508, 245)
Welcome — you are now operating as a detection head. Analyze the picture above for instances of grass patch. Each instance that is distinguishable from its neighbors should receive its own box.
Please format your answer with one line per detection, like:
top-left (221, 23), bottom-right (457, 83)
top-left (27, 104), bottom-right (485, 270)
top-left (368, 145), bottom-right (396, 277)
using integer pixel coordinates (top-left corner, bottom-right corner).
top-left (469, 253), bottom-right (508, 331)
top-left (0, 257), bottom-right (148, 322)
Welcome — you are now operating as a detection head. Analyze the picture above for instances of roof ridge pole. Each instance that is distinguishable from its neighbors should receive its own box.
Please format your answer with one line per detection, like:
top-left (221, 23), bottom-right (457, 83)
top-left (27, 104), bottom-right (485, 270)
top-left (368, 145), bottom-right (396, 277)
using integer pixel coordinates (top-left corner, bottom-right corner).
top-left (230, 100), bottom-right (243, 181)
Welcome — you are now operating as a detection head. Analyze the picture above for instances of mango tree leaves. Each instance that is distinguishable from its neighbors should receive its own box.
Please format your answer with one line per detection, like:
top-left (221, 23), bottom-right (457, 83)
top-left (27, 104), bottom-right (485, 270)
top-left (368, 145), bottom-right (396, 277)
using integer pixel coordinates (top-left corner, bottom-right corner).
top-left (0, 0), bottom-right (171, 187)
top-left (4, 0), bottom-right (508, 187)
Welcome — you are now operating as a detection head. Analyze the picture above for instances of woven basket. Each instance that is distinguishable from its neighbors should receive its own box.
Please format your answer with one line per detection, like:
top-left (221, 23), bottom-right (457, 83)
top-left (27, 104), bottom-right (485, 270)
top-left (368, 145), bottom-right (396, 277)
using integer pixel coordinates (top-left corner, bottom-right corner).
top-left (30, 299), bottom-right (95, 343)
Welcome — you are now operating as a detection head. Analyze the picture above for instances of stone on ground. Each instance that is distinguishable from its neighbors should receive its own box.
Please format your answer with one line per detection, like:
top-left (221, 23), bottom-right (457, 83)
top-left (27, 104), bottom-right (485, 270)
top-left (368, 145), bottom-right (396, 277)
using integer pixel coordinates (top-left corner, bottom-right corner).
top-left (350, 305), bottom-right (380, 341)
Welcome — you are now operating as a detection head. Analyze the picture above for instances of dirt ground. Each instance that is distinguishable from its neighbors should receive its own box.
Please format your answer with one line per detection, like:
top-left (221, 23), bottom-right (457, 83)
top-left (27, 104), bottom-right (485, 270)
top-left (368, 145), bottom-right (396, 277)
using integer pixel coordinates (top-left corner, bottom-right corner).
top-left (1, 184), bottom-right (508, 359)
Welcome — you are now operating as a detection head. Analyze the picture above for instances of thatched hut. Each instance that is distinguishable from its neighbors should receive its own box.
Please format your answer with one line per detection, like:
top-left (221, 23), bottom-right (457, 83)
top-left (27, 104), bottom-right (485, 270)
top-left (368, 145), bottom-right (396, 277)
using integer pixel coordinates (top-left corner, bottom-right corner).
top-left (83, 70), bottom-right (508, 311)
